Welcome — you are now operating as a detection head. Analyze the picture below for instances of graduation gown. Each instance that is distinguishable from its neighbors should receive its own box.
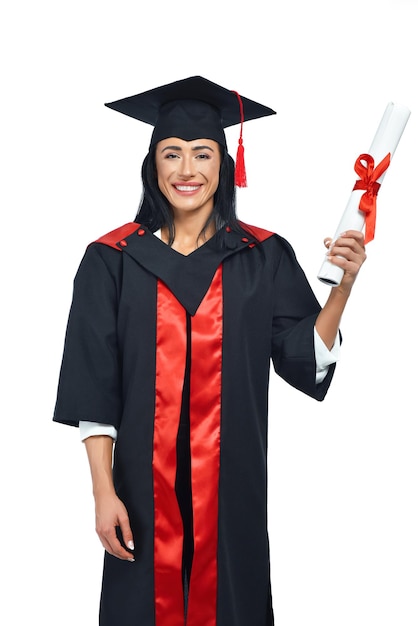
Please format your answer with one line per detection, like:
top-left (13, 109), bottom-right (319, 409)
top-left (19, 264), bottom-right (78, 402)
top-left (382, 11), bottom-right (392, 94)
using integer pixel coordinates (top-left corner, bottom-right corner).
top-left (53, 221), bottom-right (336, 626)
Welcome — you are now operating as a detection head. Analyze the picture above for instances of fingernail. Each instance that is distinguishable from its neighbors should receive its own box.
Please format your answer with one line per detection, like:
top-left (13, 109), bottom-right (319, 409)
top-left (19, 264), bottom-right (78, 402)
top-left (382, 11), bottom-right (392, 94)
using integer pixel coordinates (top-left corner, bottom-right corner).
top-left (128, 540), bottom-right (134, 550)
top-left (128, 557), bottom-right (135, 562)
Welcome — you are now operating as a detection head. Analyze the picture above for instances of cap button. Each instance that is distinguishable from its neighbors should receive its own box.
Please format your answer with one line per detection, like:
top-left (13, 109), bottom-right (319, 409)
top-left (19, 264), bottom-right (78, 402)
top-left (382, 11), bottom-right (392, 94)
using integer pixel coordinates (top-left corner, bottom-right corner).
top-left (226, 226), bottom-right (231, 233)
top-left (120, 239), bottom-right (128, 247)
top-left (241, 237), bottom-right (249, 243)
top-left (137, 228), bottom-right (145, 236)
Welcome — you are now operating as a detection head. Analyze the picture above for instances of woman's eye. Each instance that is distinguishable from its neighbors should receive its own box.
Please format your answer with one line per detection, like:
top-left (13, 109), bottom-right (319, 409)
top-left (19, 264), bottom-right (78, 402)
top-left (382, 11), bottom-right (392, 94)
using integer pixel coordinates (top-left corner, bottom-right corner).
top-left (165, 153), bottom-right (180, 159)
top-left (196, 153), bottom-right (210, 159)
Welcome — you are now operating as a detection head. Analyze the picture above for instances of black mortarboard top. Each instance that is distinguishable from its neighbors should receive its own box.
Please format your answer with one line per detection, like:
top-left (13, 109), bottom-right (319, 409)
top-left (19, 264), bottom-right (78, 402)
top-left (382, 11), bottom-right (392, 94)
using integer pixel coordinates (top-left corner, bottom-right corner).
top-left (105, 76), bottom-right (276, 187)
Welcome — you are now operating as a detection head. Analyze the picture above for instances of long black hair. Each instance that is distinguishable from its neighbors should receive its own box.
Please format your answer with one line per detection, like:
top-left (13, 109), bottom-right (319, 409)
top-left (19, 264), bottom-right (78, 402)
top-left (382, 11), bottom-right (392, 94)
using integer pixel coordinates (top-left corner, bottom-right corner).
top-left (134, 143), bottom-right (247, 246)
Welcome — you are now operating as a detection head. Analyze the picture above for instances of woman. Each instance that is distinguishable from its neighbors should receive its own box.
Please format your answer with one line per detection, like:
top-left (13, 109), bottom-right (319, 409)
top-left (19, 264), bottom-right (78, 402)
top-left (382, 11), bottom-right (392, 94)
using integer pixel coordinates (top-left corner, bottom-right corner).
top-left (53, 76), bottom-right (366, 626)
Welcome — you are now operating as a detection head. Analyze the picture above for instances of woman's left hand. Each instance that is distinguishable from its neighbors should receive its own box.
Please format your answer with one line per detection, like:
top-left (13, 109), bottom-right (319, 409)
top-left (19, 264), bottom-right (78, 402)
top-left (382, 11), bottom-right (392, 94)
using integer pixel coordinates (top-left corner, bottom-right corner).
top-left (324, 229), bottom-right (367, 293)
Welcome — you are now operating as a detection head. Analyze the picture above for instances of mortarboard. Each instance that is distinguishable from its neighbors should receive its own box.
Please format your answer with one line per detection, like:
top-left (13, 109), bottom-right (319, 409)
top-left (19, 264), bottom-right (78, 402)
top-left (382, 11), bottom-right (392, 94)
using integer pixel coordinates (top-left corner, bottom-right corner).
top-left (104, 76), bottom-right (276, 187)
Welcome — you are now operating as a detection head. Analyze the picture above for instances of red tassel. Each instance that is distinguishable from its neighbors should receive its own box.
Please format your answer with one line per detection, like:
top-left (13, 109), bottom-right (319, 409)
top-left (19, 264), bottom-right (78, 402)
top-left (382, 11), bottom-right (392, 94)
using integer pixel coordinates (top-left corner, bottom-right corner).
top-left (231, 90), bottom-right (247, 187)
top-left (235, 138), bottom-right (247, 187)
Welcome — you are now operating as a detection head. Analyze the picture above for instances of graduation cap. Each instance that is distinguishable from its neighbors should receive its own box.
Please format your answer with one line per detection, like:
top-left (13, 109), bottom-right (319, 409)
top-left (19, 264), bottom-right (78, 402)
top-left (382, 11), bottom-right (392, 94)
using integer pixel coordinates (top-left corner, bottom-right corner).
top-left (105, 76), bottom-right (276, 187)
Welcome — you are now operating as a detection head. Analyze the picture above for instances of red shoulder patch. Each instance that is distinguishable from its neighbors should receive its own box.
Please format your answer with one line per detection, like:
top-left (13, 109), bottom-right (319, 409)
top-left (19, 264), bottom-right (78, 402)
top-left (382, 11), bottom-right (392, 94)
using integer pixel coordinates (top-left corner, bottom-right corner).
top-left (238, 221), bottom-right (275, 243)
top-left (93, 222), bottom-right (139, 250)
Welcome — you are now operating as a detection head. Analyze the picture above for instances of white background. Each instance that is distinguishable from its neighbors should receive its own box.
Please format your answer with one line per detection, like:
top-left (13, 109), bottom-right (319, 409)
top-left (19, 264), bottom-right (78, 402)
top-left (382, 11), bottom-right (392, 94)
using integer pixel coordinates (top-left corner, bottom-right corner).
top-left (1, 1), bottom-right (417, 624)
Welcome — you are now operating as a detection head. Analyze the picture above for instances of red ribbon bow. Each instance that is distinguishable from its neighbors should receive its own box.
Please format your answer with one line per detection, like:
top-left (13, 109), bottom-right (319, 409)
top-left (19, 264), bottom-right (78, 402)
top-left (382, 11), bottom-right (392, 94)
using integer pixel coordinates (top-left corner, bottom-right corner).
top-left (352, 152), bottom-right (391, 244)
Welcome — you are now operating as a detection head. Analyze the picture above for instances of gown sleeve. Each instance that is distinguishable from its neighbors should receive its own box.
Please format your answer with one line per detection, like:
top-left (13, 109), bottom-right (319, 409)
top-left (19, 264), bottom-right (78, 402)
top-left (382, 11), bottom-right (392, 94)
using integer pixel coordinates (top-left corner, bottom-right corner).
top-left (270, 237), bottom-right (337, 401)
top-left (53, 244), bottom-right (122, 428)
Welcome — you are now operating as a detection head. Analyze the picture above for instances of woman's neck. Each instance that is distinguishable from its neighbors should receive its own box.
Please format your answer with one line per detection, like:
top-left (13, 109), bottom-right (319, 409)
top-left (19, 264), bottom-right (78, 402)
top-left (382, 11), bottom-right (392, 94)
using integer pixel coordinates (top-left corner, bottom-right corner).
top-left (162, 212), bottom-right (216, 256)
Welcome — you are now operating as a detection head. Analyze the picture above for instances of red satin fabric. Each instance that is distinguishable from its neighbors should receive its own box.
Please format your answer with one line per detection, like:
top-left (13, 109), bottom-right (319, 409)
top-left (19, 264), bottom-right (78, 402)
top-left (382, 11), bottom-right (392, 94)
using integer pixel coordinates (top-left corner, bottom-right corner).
top-left (238, 220), bottom-right (274, 243)
top-left (187, 265), bottom-right (223, 626)
top-left (352, 152), bottom-right (391, 244)
top-left (154, 280), bottom-right (187, 626)
top-left (94, 222), bottom-right (139, 249)
top-left (153, 269), bottom-right (223, 626)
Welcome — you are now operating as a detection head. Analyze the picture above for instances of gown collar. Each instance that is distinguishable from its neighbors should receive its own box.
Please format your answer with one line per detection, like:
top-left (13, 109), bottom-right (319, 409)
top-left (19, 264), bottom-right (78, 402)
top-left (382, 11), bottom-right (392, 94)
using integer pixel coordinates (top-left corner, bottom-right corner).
top-left (114, 224), bottom-right (259, 316)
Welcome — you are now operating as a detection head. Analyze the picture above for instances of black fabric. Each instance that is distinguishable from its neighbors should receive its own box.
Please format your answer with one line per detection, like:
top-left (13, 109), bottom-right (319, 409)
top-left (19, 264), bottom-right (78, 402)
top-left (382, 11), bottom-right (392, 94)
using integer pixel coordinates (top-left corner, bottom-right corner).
top-left (115, 225), bottom-right (258, 315)
top-left (53, 224), bottom-right (336, 625)
top-left (175, 312), bottom-right (194, 618)
top-left (104, 75), bottom-right (277, 146)
top-left (151, 99), bottom-right (226, 147)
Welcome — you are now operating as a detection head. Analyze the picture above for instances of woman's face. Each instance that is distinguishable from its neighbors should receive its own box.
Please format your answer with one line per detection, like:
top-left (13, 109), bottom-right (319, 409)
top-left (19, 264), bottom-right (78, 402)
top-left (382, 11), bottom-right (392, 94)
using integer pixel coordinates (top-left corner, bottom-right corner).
top-left (155, 137), bottom-right (221, 218)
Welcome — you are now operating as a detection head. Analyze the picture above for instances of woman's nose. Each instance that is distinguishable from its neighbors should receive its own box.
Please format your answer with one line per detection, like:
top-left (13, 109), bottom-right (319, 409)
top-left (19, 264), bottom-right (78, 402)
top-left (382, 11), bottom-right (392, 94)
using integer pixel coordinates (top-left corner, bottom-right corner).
top-left (178, 155), bottom-right (196, 177)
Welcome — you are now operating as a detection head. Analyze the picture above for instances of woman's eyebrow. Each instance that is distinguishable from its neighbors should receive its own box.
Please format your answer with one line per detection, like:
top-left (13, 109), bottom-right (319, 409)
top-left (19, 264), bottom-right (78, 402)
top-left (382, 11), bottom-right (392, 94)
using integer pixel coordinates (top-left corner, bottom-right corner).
top-left (160, 144), bottom-right (214, 153)
top-left (191, 145), bottom-right (214, 152)
top-left (161, 145), bottom-right (182, 152)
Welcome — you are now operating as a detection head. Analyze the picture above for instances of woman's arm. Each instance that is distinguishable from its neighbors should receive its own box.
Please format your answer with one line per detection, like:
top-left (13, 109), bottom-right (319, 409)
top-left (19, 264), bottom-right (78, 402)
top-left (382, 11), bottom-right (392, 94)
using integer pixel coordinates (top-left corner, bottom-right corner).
top-left (315, 230), bottom-right (366, 349)
top-left (84, 435), bottom-right (135, 561)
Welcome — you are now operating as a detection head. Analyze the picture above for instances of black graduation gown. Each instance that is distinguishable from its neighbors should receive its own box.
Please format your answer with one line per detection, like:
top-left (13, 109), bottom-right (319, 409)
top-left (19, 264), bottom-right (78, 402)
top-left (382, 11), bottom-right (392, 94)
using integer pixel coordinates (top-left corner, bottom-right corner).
top-left (53, 221), bottom-right (336, 626)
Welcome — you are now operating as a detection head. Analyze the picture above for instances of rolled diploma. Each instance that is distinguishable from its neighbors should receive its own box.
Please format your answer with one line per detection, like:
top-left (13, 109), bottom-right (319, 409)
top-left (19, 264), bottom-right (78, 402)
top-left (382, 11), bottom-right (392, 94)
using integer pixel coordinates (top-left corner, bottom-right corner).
top-left (317, 102), bottom-right (411, 286)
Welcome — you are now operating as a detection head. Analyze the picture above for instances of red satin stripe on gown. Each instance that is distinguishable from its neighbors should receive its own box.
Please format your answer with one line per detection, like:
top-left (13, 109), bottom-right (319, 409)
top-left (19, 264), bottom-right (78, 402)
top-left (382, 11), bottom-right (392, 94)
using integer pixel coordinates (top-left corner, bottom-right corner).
top-left (154, 268), bottom-right (223, 626)
top-left (187, 266), bottom-right (223, 626)
top-left (154, 280), bottom-right (187, 626)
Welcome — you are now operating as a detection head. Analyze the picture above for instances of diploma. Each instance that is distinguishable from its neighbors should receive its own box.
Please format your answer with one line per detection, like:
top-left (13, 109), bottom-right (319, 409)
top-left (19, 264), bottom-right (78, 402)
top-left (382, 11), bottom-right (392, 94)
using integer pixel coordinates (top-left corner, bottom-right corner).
top-left (317, 102), bottom-right (411, 286)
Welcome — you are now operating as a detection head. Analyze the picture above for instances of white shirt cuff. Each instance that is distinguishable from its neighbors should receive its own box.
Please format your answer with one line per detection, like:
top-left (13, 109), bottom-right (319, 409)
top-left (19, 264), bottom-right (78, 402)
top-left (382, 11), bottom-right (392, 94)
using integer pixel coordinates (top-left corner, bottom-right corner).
top-left (314, 327), bottom-right (340, 384)
top-left (79, 421), bottom-right (118, 442)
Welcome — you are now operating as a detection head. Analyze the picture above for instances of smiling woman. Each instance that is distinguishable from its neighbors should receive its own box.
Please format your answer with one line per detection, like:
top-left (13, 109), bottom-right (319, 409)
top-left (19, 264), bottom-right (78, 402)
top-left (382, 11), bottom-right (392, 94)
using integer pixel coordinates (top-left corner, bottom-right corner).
top-left (53, 75), bottom-right (367, 626)
top-left (155, 138), bottom-right (221, 254)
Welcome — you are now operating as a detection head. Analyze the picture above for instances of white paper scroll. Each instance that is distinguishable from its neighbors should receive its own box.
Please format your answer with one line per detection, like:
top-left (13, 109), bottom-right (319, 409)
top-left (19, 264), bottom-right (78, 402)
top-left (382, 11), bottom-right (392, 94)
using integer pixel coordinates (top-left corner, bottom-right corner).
top-left (317, 102), bottom-right (411, 286)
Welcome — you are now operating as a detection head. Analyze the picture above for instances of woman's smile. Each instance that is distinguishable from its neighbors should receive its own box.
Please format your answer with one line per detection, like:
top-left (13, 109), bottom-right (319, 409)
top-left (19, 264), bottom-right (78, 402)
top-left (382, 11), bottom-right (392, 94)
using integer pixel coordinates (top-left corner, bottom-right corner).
top-left (173, 183), bottom-right (202, 193)
top-left (156, 137), bottom-right (221, 217)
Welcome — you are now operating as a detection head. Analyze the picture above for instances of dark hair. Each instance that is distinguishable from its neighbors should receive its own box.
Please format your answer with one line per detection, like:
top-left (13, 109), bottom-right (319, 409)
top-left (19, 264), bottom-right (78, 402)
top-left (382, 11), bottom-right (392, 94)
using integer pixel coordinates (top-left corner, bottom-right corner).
top-left (134, 144), bottom-right (247, 246)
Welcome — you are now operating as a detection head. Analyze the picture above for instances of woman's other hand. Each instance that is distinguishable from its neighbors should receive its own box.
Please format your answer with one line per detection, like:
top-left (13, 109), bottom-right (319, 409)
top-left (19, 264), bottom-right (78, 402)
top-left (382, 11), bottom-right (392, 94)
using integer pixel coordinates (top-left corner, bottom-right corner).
top-left (324, 229), bottom-right (367, 293)
top-left (94, 490), bottom-right (135, 561)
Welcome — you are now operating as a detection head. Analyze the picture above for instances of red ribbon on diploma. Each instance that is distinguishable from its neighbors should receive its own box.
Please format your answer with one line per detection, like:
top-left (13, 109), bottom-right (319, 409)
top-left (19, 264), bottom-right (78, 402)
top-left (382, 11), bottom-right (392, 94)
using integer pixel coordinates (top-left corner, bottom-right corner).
top-left (352, 152), bottom-right (391, 244)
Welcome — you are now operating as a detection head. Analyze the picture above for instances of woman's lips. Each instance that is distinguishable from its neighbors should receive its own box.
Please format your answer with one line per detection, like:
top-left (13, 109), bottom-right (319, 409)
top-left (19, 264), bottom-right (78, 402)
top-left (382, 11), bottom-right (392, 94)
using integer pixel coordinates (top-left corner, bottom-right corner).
top-left (173, 184), bottom-right (201, 193)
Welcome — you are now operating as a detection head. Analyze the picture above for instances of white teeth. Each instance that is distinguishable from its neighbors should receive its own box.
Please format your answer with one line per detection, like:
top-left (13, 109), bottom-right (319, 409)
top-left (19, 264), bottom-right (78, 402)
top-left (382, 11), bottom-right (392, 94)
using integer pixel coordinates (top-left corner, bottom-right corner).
top-left (175, 185), bottom-right (200, 191)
